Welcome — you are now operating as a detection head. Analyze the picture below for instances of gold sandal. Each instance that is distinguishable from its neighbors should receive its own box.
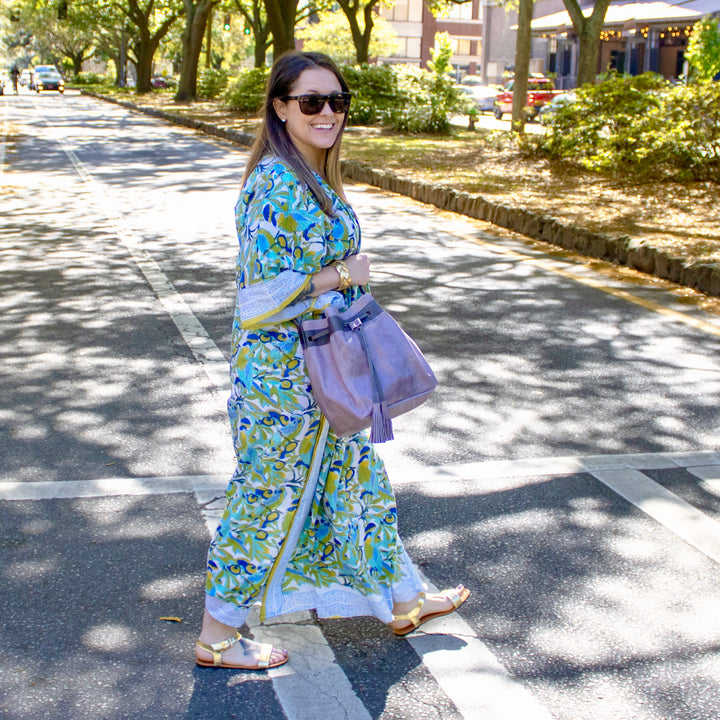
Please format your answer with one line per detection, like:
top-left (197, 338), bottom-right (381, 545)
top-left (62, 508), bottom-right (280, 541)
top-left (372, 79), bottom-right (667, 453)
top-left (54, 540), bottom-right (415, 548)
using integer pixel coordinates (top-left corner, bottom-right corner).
top-left (195, 630), bottom-right (288, 670)
top-left (392, 585), bottom-right (470, 637)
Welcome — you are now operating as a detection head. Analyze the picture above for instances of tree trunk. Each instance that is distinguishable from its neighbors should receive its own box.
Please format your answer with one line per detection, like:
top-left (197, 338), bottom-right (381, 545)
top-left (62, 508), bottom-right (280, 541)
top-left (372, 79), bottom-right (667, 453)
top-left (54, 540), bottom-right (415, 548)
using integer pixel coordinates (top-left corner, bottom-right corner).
top-left (265, 0), bottom-right (298, 59)
top-left (135, 33), bottom-right (155, 92)
top-left (337, 0), bottom-right (378, 65)
top-left (562, 0), bottom-right (612, 86)
top-left (234, 0), bottom-right (269, 66)
top-left (126, 0), bottom-right (182, 94)
top-left (511, 0), bottom-right (533, 133)
top-left (175, 0), bottom-right (217, 101)
top-left (73, 53), bottom-right (84, 75)
top-left (254, 35), bottom-right (267, 67)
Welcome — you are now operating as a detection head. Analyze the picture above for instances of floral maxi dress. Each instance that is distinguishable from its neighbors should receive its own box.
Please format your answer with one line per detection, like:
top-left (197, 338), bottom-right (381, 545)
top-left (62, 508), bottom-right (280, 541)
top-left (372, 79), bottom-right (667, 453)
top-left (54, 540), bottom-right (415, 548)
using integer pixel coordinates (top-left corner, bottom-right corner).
top-left (205, 157), bottom-right (425, 626)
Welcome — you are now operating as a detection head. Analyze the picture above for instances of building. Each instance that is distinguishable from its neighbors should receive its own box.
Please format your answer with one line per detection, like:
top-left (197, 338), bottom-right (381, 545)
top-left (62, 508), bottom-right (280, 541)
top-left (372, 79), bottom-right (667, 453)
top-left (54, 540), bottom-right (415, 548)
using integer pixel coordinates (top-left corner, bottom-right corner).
top-left (378, 0), bottom-right (482, 77)
top-left (530, 0), bottom-right (720, 88)
top-left (377, 0), bottom-right (567, 84)
top-left (378, 0), bottom-right (720, 87)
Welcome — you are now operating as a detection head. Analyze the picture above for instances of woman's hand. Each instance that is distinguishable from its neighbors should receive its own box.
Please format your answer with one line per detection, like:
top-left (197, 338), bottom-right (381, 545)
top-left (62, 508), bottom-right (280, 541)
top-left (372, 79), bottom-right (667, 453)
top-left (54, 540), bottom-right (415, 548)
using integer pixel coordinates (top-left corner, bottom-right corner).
top-left (300, 254), bottom-right (372, 299)
top-left (344, 254), bottom-right (370, 286)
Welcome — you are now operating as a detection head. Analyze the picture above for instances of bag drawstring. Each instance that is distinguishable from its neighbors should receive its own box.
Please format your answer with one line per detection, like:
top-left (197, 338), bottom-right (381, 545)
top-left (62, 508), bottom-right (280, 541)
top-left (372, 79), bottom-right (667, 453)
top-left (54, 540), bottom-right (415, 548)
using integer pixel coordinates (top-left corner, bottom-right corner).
top-left (355, 321), bottom-right (394, 443)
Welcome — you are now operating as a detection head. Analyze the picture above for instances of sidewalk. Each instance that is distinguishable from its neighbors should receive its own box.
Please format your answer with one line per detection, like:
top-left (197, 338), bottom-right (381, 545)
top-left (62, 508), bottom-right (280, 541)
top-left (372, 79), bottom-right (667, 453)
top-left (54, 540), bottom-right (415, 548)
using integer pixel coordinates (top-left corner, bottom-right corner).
top-left (84, 90), bottom-right (720, 300)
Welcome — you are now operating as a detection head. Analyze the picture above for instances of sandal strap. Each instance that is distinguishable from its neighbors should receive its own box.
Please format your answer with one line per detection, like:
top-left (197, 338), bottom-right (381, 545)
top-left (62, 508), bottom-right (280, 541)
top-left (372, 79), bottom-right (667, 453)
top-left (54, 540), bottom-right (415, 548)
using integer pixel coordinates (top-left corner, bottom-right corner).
top-left (445, 586), bottom-right (466, 609)
top-left (196, 630), bottom-right (243, 666)
top-left (256, 643), bottom-right (273, 669)
top-left (392, 592), bottom-right (426, 627)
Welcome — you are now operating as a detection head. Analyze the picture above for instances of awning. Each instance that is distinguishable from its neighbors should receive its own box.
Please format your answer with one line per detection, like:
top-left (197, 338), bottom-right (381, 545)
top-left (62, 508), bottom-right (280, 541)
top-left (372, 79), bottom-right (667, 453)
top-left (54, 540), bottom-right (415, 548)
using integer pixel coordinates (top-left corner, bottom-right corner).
top-left (530, 0), bottom-right (720, 32)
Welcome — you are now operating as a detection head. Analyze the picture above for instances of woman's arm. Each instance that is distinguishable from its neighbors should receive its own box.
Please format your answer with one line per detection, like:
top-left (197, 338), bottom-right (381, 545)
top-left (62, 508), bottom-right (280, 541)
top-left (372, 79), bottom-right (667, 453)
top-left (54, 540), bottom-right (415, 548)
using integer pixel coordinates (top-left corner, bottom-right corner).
top-left (298, 254), bottom-right (371, 299)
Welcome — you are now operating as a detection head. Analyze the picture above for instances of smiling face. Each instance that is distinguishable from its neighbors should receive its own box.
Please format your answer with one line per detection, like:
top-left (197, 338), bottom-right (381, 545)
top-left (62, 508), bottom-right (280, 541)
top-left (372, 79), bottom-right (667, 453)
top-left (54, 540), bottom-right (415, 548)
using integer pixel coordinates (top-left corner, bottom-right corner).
top-left (273, 67), bottom-right (346, 174)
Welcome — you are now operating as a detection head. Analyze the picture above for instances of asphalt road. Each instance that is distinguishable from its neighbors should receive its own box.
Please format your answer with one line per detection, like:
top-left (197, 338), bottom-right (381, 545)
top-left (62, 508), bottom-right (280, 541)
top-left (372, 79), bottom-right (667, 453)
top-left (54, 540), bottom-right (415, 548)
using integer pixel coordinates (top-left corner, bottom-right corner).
top-left (2, 91), bottom-right (720, 720)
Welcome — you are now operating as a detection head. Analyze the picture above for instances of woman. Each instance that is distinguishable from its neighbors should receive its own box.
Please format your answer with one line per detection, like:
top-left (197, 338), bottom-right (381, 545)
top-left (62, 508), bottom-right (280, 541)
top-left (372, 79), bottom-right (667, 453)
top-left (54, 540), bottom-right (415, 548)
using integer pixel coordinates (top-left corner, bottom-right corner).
top-left (196, 51), bottom-right (469, 671)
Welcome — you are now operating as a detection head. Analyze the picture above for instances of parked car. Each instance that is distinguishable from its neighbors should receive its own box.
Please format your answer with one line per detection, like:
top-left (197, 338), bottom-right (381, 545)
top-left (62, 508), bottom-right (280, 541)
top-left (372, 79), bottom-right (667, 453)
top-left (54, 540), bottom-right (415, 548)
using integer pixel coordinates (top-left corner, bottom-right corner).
top-left (151, 76), bottom-right (177, 89)
top-left (19, 69), bottom-right (32, 87)
top-left (493, 76), bottom-right (560, 121)
top-left (538, 92), bottom-right (577, 125)
top-left (34, 68), bottom-right (64, 93)
top-left (456, 83), bottom-right (500, 114)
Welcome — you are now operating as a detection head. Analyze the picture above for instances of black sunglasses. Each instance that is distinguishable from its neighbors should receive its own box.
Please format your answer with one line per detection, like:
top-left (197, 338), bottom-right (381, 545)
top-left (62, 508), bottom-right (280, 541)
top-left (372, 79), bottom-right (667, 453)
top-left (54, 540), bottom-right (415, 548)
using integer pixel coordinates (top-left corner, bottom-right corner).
top-left (281, 92), bottom-right (352, 115)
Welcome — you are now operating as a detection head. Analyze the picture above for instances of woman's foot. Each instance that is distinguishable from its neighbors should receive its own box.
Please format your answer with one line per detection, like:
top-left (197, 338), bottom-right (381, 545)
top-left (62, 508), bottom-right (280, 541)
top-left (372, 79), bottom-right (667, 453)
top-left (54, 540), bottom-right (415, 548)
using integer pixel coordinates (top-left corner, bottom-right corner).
top-left (195, 632), bottom-right (288, 670)
top-left (196, 610), bottom-right (288, 670)
top-left (390, 585), bottom-right (470, 637)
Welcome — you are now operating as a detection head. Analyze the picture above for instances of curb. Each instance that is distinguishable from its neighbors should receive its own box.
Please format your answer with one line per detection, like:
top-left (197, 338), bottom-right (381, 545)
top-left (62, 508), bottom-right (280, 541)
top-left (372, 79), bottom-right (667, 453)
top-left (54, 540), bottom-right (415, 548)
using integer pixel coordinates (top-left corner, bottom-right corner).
top-left (84, 91), bottom-right (720, 299)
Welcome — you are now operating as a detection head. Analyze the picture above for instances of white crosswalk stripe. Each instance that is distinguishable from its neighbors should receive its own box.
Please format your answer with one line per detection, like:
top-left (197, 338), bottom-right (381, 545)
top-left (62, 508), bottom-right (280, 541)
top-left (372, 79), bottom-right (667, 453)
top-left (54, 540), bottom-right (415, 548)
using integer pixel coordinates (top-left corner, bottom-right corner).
top-left (4, 451), bottom-right (720, 719)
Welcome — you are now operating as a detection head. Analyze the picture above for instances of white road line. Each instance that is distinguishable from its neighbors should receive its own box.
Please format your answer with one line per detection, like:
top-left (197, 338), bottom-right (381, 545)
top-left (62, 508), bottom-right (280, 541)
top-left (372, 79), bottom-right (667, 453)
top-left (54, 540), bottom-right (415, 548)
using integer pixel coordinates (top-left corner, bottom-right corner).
top-left (8, 452), bottom-right (720, 717)
top-left (0, 102), bottom-right (7, 177)
top-left (385, 450), bottom-right (720, 486)
top-left (0, 475), bottom-right (228, 501)
top-left (686, 465), bottom-right (720, 497)
top-left (408, 571), bottom-right (554, 720)
top-left (592, 468), bottom-right (720, 564)
top-left (39, 114), bottom-right (229, 393)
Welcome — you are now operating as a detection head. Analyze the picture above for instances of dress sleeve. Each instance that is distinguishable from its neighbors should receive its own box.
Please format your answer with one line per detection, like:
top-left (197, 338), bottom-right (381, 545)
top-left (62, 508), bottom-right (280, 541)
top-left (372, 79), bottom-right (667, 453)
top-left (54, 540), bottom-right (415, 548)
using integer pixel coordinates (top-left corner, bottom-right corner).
top-left (235, 161), bottom-right (343, 330)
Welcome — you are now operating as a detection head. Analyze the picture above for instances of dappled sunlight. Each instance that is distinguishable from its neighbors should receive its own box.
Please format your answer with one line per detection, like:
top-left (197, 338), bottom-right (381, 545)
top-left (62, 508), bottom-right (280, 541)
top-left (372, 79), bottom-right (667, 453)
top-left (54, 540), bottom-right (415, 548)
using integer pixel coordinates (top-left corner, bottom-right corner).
top-left (1, 99), bottom-right (237, 484)
top-left (396, 471), bottom-right (720, 715)
top-left (352, 190), bottom-right (720, 466)
top-left (0, 493), bottom-right (211, 720)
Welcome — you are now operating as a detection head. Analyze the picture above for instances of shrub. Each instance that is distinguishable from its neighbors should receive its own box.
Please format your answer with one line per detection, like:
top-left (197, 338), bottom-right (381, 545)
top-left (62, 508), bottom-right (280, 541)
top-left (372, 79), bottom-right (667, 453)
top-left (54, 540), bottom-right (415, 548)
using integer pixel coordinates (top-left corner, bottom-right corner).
top-left (531, 72), bottom-right (720, 181)
top-left (73, 71), bottom-right (107, 85)
top-left (197, 67), bottom-right (228, 99)
top-left (224, 67), bottom-right (270, 113)
top-left (341, 64), bottom-right (399, 126)
top-left (341, 60), bottom-right (464, 133)
top-left (657, 81), bottom-right (720, 180)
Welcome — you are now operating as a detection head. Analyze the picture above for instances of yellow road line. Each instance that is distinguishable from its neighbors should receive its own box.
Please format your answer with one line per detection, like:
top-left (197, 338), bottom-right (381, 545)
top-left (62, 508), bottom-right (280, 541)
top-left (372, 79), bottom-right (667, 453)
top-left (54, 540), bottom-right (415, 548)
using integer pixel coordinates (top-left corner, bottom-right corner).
top-left (455, 226), bottom-right (720, 339)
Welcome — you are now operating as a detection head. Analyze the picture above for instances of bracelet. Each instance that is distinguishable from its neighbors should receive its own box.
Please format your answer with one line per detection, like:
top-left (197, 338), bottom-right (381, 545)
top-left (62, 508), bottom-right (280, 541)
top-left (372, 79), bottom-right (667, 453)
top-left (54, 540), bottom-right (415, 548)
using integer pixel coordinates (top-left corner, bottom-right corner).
top-left (333, 261), bottom-right (352, 291)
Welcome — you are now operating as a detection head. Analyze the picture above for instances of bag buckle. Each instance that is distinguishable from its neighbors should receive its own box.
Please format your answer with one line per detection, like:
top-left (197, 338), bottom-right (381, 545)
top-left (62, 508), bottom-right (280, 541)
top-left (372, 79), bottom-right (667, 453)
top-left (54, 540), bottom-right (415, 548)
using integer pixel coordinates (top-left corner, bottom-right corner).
top-left (348, 318), bottom-right (363, 330)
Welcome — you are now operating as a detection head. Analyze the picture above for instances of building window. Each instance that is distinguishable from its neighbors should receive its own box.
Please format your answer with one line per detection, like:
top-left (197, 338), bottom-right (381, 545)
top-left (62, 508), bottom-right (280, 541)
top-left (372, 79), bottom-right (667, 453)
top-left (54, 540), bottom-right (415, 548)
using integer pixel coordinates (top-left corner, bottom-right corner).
top-left (451, 38), bottom-right (472, 56)
top-left (390, 36), bottom-right (422, 58)
top-left (381, 0), bottom-right (423, 22)
top-left (443, 2), bottom-right (473, 20)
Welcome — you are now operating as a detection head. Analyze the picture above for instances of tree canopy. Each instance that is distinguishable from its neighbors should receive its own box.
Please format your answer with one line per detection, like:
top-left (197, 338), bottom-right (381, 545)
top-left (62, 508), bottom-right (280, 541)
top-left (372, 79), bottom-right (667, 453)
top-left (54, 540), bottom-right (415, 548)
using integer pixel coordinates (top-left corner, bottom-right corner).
top-left (298, 6), bottom-right (398, 65)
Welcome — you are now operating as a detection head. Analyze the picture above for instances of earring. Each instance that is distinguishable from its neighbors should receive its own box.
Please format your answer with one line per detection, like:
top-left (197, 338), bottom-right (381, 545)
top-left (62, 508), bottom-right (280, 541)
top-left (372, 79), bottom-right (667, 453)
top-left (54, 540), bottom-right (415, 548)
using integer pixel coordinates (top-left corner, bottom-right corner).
top-left (281, 118), bottom-right (286, 123)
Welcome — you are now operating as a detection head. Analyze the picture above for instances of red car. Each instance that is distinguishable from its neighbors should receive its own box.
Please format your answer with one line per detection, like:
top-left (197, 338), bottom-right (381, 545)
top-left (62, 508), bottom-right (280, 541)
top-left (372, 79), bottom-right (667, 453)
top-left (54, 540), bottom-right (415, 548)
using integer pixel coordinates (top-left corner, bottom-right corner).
top-left (493, 77), bottom-right (559, 120)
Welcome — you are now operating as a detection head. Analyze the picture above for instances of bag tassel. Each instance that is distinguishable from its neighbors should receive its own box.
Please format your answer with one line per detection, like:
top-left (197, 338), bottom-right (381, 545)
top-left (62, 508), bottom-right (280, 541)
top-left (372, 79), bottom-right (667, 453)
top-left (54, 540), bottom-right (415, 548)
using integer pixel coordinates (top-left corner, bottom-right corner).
top-left (370, 400), bottom-right (394, 443)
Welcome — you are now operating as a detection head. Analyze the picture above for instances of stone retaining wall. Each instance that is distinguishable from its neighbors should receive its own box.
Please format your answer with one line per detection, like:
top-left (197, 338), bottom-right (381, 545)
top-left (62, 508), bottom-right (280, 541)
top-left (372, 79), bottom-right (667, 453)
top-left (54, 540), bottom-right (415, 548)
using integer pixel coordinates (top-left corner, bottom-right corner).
top-left (340, 160), bottom-right (720, 298)
top-left (86, 92), bottom-right (720, 298)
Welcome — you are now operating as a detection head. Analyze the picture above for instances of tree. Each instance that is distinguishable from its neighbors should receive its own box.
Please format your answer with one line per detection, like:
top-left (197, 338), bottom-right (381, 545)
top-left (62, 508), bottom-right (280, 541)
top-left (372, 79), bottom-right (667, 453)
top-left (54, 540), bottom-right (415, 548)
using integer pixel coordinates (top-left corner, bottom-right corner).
top-left (233, 0), bottom-right (271, 67)
top-left (264, 0), bottom-right (297, 59)
top-left (686, 16), bottom-right (720, 81)
top-left (46, 1), bottom-right (98, 75)
top-left (510, 0), bottom-right (532, 132)
top-left (174, 0), bottom-right (219, 100)
top-left (124, 0), bottom-right (183, 92)
top-left (298, 6), bottom-right (398, 65)
top-left (6, 0), bottom-right (97, 73)
top-left (562, 0), bottom-right (612, 86)
top-left (426, 31), bottom-right (457, 132)
top-left (333, 0), bottom-right (382, 65)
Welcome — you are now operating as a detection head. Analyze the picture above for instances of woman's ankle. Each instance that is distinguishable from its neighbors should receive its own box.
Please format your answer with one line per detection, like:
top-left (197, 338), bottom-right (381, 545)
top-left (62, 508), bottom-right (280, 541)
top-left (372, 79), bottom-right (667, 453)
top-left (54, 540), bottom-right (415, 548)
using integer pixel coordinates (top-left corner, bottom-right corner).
top-left (199, 609), bottom-right (237, 642)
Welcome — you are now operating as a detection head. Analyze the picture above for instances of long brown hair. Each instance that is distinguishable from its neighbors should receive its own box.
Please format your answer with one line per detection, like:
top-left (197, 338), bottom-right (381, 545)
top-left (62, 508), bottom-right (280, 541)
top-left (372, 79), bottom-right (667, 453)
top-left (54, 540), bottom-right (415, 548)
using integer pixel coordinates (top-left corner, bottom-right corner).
top-left (242, 51), bottom-right (350, 215)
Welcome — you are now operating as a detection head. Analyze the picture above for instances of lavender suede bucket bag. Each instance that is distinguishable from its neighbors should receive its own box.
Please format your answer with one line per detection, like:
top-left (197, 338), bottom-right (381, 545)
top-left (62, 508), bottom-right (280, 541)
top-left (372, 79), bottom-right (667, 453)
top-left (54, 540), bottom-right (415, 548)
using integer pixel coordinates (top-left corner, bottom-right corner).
top-left (297, 293), bottom-right (437, 443)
